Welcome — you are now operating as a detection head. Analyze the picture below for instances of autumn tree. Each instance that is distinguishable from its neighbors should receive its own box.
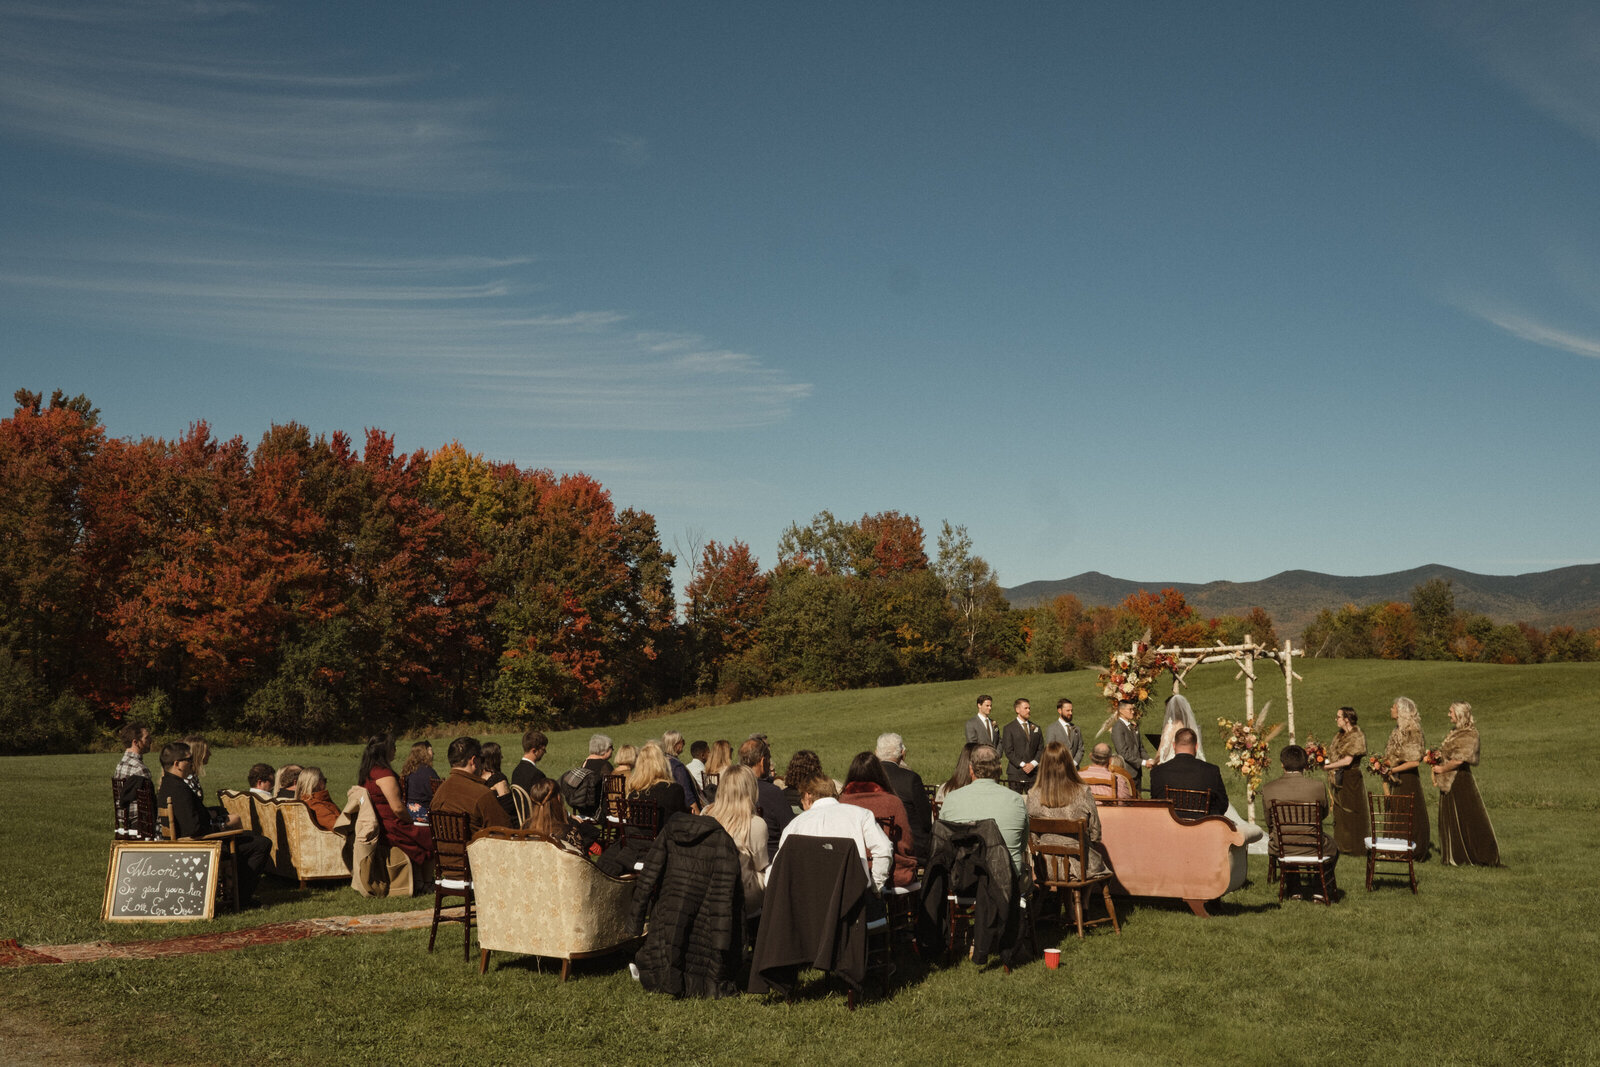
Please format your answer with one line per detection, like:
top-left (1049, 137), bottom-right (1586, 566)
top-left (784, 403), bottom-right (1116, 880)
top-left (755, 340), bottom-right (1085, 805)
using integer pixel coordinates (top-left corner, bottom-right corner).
top-left (932, 521), bottom-right (1012, 672)
top-left (685, 539), bottom-right (769, 692)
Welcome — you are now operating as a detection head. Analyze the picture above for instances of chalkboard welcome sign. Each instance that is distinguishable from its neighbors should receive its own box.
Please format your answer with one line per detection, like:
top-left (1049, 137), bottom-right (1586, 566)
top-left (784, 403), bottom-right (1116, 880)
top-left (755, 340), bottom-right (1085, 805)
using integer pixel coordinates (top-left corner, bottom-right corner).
top-left (103, 841), bottom-right (221, 922)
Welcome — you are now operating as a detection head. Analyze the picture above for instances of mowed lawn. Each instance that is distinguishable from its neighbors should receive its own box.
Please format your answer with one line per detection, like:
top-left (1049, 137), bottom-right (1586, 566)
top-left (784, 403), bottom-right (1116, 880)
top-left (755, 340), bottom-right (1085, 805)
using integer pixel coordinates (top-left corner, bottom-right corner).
top-left (2, 660), bottom-right (1597, 1066)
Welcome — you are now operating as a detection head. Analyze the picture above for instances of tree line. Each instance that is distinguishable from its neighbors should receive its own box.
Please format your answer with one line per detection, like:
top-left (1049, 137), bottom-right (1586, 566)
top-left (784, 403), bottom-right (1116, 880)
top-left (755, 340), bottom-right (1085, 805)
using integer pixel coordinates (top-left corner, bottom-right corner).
top-left (5, 391), bottom-right (1593, 753)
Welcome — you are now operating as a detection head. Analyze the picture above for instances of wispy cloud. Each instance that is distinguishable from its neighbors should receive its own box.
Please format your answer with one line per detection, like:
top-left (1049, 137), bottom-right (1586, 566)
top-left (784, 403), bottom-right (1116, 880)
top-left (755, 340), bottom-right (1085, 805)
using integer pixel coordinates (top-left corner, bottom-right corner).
top-left (1429, 1), bottom-right (1600, 147)
top-left (0, 1), bottom-right (511, 193)
top-left (1, 237), bottom-right (812, 430)
top-left (1470, 306), bottom-right (1600, 360)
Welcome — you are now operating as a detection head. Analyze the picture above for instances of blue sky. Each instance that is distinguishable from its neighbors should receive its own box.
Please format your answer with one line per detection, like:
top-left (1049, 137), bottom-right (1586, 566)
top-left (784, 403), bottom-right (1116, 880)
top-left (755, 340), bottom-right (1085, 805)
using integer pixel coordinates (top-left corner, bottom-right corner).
top-left (4, 1), bottom-right (1598, 593)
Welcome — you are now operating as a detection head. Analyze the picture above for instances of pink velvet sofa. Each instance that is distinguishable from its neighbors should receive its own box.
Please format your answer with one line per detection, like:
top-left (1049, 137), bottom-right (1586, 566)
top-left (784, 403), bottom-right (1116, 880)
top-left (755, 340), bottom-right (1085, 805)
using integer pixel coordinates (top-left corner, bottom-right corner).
top-left (1096, 800), bottom-right (1248, 916)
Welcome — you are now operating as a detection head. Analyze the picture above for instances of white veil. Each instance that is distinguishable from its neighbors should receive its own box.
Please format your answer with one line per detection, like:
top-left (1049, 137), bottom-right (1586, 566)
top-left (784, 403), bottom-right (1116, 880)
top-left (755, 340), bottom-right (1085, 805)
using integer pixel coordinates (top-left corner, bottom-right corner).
top-left (1157, 693), bottom-right (1204, 763)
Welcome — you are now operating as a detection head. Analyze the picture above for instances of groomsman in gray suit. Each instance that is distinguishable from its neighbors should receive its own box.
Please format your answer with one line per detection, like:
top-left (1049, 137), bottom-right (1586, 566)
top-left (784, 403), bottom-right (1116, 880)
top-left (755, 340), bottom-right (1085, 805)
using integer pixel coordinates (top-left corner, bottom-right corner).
top-left (965, 694), bottom-right (998, 746)
top-left (1044, 698), bottom-right (1083, 767)
top-left (1001, 698), bottom-right (1042, 793)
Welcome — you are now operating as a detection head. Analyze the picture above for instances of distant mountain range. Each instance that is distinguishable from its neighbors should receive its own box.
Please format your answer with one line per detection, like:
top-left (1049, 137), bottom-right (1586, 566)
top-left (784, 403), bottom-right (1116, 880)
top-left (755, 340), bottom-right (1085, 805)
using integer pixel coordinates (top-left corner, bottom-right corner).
top-left (1003, 563), bottom-right (1600, 638)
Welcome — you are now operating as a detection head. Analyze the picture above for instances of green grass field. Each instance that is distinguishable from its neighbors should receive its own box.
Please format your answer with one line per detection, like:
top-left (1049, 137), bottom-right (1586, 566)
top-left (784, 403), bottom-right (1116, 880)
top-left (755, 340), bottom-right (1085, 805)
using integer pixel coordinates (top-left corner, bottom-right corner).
top-left (3, 660), bottom-right (1597, 1065)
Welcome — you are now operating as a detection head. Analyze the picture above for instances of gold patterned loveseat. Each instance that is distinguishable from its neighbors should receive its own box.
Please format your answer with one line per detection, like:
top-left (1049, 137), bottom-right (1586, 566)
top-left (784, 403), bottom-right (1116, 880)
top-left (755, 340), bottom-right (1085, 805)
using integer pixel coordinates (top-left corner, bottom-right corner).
top-left (467, 827), bottom-right (639, 980)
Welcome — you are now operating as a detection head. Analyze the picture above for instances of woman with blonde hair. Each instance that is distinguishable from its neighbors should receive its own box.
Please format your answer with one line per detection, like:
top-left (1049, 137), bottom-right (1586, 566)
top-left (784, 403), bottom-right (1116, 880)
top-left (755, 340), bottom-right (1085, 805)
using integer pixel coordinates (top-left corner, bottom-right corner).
top-left (1434, 702), bottom-right (1500, 866)
top-left (702, 739), bottom-right (734, 802)
top-left (181, 735), bottom-right (242, 831)
top-left (612, 744), bottom-right (638, 778)
top-left (704, 764), bottom-right (770, 912)
top-left (297, 766), bottom-right (340, 831)
top-left (1026, 741), bottom-right (1108, 879)
top-left (627, 741), bottom-right (690, 820)
top-left (1383, 697), bottom-right (1430, 860)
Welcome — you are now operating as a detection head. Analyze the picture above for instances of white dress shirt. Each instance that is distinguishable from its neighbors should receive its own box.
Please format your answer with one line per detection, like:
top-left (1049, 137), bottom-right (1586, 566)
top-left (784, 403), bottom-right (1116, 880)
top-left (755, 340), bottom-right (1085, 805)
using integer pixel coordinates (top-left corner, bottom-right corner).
top-left (778, 796), bottom-right (893, 890)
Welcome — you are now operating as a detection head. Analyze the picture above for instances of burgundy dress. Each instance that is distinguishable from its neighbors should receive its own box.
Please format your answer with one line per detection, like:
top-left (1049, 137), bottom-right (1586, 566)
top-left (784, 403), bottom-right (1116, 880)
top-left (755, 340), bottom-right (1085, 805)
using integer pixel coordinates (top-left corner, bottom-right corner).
top-left (365, 765), bottom-right (433, 867)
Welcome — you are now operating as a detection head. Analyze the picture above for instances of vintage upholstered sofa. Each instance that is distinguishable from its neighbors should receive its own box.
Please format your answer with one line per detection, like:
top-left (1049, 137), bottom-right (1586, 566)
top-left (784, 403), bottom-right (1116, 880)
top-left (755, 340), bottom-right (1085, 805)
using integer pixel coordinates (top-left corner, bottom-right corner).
top-left (468, 827), bottom-right (639, 980)
top-left (1097, 799), bottom-right (1248, 916)
top-left (264, 797), bottom-right (352, 887)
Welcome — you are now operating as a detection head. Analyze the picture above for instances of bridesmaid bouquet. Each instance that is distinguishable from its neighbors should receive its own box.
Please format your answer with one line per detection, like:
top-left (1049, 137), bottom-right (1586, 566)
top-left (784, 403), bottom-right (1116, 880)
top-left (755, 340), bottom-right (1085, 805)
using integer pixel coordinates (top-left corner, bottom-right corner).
top-left (1366, 755), bottom-right (1393, 777)
top-left (1422, 748), bottom-right (1442, 766)
top-left (1303, 736), bottom-right (1328, 771)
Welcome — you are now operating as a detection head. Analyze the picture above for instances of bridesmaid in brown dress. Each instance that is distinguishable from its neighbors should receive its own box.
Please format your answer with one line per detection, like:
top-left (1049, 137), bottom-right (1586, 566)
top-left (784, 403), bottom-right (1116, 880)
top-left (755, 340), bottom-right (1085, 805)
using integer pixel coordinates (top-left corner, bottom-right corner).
top-left (1434, 701), bottom-right (1501, 866)
top-left (1383, 696), bottom-right (1430, 861)
top-left (1324, 706), bottom-right (1367, 856)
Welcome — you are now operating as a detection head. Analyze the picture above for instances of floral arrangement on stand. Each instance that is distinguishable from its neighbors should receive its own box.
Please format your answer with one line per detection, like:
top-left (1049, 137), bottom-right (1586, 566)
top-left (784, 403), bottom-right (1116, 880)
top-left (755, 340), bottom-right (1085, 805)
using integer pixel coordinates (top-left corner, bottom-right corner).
top-left (1303, 736), bottom-right (1328, 772)
top-left (1098, 643), bottom-right (1178, 715)
top-left (1217, 701), bottom-right (1284, 796)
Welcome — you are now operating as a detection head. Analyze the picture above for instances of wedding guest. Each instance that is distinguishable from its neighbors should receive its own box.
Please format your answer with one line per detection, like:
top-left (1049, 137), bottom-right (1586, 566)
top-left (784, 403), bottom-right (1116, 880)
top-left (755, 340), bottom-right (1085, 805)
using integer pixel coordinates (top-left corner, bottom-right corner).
top-left (1026, 741), bottom-right (1108, 878)
top-left (247, 763), bottom-right (276, 800)
top-left (525, 778), bottom-right (595, 851)
top-left (702, 739), bottom-right (734, 803)
top-left (662, 729), bottom-right (701, 811)
top-left (704, 764), bottom-right (770, 914)
top-left (114, 721), bottom-right (153, 829)
top-left (1148, 727), bottom-right (1229, 817)
top-left (686, 740), bottom-right (710, 792)
top-left (876, 731), bottom-right (933, 864)
top-left (934, 741), bottom-right (982, 807)
top-left (157, 743), bottom-right (271, 906)
top-left (1434, 702), bottom-right (1501, 867)
top-left (781, 749), bottom-right (824, 813)
top-left (359, 734), bottom-right (433, 868)
top-left (275, 763), bottom-right (302, 798)
top-left (512, 729), bottom-right (548, 792)
top-left (478, 740), bottom-right (516, 820)
top-left (738, 737), bottom-right (793, 854)
top-left (939, 745), bottom-right (1029, 876)
top-left (296, 766), bottom-right (341, 830)
top-left (612, 744), bottom-right (638, 778)
top-left (628, 741), bottom-right (690, 823)
top-left (1080, 743), bottom-right (1135, 800)
top-left (1382, 697), bottom-right (1430, 861)
top-left (778, 774), bottom-right (893, 892)
top-left (1324, 707), bottom-right (1368, 855)
top-left (399, 742), bottom-right (439, 824)
top-left (181, 735), bottom-right (242, 831)
top-left (1261, 745), bottom-right (1335, 858)
top-left (838, 752), bottom-right (917, 888)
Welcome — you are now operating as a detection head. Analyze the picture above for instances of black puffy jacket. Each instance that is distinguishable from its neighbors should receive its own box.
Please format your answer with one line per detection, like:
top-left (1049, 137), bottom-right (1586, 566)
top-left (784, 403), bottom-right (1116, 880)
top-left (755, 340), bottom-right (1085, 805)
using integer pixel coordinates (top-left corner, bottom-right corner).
top-left (627, 813), bottom-right (744, 998)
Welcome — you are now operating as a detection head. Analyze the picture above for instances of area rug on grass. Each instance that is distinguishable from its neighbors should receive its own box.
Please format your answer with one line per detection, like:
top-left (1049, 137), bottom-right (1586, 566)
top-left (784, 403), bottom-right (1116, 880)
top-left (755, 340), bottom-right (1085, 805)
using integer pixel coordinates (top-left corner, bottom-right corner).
top-left (1, 909), bottom-right (434, 967)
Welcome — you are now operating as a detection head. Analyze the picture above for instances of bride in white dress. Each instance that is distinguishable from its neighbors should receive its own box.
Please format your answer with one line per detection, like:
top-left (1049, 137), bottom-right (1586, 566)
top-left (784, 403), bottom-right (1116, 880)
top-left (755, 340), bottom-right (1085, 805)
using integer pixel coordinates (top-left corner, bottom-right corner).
top-left (1158, 693), bottom-right (1265, 848)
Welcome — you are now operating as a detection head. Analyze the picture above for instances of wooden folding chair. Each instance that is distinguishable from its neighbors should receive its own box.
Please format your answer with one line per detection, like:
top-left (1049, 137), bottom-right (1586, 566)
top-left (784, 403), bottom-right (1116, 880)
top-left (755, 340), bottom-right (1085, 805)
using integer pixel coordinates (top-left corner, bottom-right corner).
top-left (1269, 801), bottom-right (1337, 905)
top-left (1163, 787), bottom-right (1211, 821)
top-left (1366, 792), bottom-right (1418, 893)
top-left (428, 808), bottom-right (476, 961)
top-left (1027, 817), bottom-right (1119, 939)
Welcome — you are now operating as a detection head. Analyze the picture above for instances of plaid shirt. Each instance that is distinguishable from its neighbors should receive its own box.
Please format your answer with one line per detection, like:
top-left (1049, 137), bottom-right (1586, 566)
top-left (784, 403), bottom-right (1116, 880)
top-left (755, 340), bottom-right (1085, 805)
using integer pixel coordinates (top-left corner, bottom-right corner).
top-left (115, 749), bottom-right (151, 828)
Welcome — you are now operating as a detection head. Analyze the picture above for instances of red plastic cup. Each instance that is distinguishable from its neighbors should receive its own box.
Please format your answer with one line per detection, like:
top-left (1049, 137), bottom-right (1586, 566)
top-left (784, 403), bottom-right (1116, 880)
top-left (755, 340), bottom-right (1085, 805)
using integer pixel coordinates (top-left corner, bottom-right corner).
top-left (1043, 948), bottom-right (1060, 969)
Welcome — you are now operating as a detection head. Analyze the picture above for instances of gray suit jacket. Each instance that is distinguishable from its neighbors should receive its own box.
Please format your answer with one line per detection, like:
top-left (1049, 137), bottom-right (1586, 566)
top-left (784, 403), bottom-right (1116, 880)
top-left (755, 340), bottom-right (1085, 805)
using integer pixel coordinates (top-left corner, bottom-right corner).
top-left (1044, 718), bottom-right (1083, 767)
top-left (1001, 719), bottom-right (1042, 785)
top-left (965, 714), bottom-right (998, 747)
top-left (1111, 717), bottom-right (1147, 790)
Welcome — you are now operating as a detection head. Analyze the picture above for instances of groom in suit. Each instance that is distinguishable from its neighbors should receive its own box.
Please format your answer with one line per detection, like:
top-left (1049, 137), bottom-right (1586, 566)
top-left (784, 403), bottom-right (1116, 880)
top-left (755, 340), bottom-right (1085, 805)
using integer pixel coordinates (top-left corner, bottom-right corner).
top-left (1044, 698), bottom-right (1083, 768)
top-left (965, 694), bottom-right (998, 746)
top-left (1111, 698), bottom-right (1153, 795)
top-left (1002, 698), bottom-right (1042, 793)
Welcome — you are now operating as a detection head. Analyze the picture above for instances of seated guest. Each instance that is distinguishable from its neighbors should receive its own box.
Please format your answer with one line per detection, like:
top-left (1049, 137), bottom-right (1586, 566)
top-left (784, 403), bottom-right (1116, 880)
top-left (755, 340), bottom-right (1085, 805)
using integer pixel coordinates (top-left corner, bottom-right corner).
top-left (157, 743), bottom-right (271, 906)
top-left (702, 739), bottom-right (733, 803)
top-left (1026, 741), bottom-right (1108, 879)
top-left (704, 765), bottom-right (770, 914)
top-left (781, 749), bottom-right (824, 813)
top-left (275, 763), bottom-right (302, 799)
top-left (937, 745), bottom-right (1029, 876)
top-left (662, 729), bottom-right (702, 811)
top-left (1261, 744), bottom-right (1335, 861)
top-left (877, 731), bottom-right (933, 864)
top-left (359, 734), bottom-right (433, 868)
top-left (182, 735), bottom-right (241, 831)
top-left (247, 763), bottom-right (276, 801)
top-left (561, 734), bottom-right (616, 822)
top-left (778, 774), bottom-right (893, 892)
top-left (525, 779), bottom-right (598, 852)
top-left (628, 741), bottom-right (690, 823)
top-left (933, 741), bottom-right (982, 807)
top-left (431, 736), bottom-right (512, 835)
top-left (738, 737), bottom-right (794, 854)
top-left (296, 767), bottom-right (341, 831)
top-left (399, 741), bottom-right (439, 824)
top-left (1080, 743), bottom-right (1135, 800)
top-left (1148, 727), bottom-right (1229, 817)
top-left (686, 739), bottom-right (710, 792)
top-left (612, 744), bottom-right (638, 779)
top-left (838, 752), bottom-right (918, 888)
top-left (511, 728), bottom-right (549, 792)
top-left (478, 741), bottom-right (516, 820)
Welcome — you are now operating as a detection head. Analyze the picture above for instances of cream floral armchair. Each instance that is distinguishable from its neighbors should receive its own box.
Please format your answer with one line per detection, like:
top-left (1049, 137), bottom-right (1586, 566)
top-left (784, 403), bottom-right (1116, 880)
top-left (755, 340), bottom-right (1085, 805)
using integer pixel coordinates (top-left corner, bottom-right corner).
top-left (468, 827), bottom-right (639, 980)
